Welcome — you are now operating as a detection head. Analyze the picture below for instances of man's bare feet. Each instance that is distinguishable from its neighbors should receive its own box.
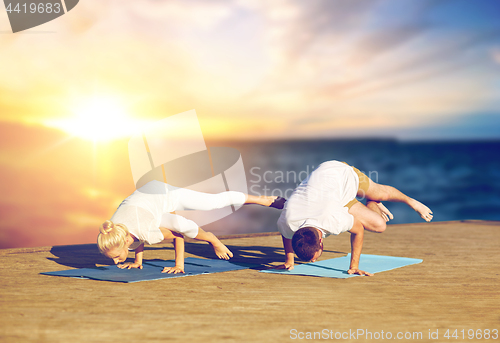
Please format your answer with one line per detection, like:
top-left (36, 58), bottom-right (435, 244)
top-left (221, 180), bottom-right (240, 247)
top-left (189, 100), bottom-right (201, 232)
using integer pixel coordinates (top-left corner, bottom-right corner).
top-left (366, 201), bottom-right (394, 222)
top-left (376, 202), bottom-right (394, 222)
top-left (209, 238), bottom-right (234, 260)
top-left (408, 198), bottom-right (433, 222)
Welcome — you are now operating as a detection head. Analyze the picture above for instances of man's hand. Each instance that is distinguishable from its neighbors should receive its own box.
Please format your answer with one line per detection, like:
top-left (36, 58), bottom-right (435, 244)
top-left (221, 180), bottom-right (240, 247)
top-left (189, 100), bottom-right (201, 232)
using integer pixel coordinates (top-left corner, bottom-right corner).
top-left (117, 262), bottom-right (143, 270)
top-left (162, 266), bottom-right (185, 274)
top-left (272, 262), bottom-right (294, 271)
top-left (347, 268), bottom-right (373, 276)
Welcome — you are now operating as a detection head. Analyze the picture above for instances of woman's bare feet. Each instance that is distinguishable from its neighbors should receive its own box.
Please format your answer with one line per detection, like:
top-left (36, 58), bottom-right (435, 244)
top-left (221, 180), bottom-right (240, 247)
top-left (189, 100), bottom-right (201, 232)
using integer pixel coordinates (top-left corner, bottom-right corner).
top-left (246, 195), bottom-right (275, 206)
top-left (208, 234), bottom-right (234, 260)
top-left (408, 198), bottom-right (433, 222)
top-left (194, 228), bottom-right (234, 260)
top-left (260, 195), bottom-right (277, 207)
top-left (245, 195), bottom-right (286, 209)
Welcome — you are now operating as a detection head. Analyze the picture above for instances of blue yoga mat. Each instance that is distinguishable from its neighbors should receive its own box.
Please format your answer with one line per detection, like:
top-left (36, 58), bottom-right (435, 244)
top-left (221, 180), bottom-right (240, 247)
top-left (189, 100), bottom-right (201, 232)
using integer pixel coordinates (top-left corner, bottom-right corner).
top-left (260, 254), bottom-right (422, 278)
top-left (41, 257), bottom-right (255, 283)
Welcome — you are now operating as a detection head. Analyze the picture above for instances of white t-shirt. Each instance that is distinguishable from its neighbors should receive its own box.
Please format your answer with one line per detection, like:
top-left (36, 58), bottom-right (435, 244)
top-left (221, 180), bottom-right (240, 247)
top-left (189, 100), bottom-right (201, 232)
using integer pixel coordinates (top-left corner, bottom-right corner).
top-left (110, 181), bottom-right (196, 248)
top-left (277, 161), bottom-right (359, 239)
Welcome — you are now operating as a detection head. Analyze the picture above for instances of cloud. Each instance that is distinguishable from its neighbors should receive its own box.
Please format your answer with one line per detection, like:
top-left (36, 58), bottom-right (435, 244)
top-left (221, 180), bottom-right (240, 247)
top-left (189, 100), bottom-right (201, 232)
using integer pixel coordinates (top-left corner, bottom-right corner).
top-left (1, 0), bottom-right (500, 142)
top-left (128, 0), bottom-right (232, 29)
top-left (248, 0), bottom-right (446, 64)
top-left (315, 28), bottom-right (500, 100)
top-left (236, 0), bottom-right (500, 136)
top-left (242, 0), bottom-right (381, 72)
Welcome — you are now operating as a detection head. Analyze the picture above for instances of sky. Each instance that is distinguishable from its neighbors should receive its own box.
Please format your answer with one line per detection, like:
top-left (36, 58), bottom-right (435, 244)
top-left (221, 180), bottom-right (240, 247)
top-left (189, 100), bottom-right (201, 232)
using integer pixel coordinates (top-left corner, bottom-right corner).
top-left (1, 0), bottom-right (500, 249)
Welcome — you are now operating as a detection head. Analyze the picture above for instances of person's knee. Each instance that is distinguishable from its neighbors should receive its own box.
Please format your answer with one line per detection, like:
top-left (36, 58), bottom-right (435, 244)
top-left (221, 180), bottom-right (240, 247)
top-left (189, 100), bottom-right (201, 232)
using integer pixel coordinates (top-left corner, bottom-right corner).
top-left (372, 216), bottom-right (386, 233)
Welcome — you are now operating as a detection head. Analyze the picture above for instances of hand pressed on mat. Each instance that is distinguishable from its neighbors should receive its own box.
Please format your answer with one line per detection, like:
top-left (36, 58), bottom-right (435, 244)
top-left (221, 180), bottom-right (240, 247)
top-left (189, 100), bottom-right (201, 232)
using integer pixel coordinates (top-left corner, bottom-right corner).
top-left (118, 262), bottom-right (143, 270)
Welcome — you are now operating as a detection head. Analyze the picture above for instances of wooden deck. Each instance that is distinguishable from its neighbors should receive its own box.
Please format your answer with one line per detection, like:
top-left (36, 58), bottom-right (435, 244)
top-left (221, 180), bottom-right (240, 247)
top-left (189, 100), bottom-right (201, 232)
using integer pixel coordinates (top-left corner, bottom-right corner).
top-left (0, 221), bottom-right (499, 342)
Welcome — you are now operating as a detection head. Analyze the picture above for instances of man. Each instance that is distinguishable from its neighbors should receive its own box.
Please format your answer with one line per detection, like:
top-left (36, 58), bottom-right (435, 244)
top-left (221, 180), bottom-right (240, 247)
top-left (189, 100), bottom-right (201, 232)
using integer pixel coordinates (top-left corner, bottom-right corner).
top-left (276, 161), bottom-right (433, 275)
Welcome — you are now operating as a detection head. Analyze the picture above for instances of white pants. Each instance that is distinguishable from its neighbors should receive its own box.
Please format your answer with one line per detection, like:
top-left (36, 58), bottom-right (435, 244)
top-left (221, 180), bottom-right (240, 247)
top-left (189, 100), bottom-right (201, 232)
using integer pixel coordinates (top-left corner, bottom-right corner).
top-left (160, 187), bottom-right (246, 238)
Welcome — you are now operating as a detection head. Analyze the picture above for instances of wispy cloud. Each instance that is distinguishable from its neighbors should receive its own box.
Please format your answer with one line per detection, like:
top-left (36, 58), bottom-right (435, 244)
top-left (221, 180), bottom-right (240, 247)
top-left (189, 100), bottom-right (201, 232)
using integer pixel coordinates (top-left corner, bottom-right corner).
top-left (1, 0), bottom-right (499, 138)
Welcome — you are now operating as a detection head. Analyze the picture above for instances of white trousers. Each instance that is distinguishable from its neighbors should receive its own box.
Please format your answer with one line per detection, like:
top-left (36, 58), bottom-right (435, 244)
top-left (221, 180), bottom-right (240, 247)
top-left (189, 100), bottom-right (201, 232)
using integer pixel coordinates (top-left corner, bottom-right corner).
top-left (159, 188), bottom-right (246, 238)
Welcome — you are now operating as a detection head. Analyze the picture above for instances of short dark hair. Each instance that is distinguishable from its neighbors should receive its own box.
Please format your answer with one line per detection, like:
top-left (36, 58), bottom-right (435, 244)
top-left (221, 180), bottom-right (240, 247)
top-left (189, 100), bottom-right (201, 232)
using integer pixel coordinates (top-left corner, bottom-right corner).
top-left (292, 227), bottom-right (321, 261)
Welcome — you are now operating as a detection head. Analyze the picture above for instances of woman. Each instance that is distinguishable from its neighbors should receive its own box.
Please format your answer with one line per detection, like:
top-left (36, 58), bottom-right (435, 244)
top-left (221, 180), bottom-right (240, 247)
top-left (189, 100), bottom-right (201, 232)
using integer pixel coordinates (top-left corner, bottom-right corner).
top-left (98, 180), bottom-right (285, 273)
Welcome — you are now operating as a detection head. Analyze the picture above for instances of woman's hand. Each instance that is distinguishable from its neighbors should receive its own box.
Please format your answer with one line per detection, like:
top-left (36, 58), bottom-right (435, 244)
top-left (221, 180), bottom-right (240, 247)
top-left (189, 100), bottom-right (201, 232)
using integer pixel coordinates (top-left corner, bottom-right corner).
top-left (117, 262), bottom-right (143, 269)
top-left (162, 266), bottom-right (185, 274)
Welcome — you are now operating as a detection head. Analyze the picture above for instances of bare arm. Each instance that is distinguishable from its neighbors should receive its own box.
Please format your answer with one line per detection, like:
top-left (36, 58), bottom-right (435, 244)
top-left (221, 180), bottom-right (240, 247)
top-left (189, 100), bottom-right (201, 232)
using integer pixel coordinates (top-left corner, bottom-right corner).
top-left (134, 243), bottom-right (144, 267)
top-left (174, 236), bottom-right (185, 270)
top-left (348, 217), bottom-right (373, 276)
top-left (159, 227), bottom-right (185, 274)
top-left (118, 243), bottom-right (144, 270)
top-left (273, 235), bottom-right (295, 270)
top-left (162, 226), bottom-right (233, 261)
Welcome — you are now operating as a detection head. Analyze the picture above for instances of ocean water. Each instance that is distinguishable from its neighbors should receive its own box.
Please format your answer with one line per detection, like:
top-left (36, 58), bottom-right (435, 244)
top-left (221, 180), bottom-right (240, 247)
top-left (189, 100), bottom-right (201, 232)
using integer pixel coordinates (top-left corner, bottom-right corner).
top-left (204, 139), bottom-right (500, 235)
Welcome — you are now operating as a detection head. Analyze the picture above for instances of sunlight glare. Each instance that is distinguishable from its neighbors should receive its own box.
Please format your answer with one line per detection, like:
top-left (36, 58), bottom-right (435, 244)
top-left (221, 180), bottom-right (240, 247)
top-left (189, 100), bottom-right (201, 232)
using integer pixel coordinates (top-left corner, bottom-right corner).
top-left (46, 96), bottom-right (151, 142)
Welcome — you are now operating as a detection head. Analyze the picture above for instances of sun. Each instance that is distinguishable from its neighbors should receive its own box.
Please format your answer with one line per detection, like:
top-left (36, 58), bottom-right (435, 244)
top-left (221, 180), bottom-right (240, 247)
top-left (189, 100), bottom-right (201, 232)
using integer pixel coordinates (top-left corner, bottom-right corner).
top-left (46, 95), bottom-right (151, 142)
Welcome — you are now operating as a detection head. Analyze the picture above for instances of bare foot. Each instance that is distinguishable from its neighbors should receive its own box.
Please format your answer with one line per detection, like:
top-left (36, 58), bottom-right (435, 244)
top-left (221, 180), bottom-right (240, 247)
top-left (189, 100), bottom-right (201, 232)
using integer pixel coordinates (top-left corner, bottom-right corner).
top-left (260, 195), bottom-right (279, 207)
top-left (408, 198), bottom-right (433, 222)
top-left (209, 238), bottom-right (234, 260)
top-left (376, 202), bottom-right (394, 222)
top-left (245, 195), bottom-right (280, 207)
top-left (367, 201), bottom-right (393, 222)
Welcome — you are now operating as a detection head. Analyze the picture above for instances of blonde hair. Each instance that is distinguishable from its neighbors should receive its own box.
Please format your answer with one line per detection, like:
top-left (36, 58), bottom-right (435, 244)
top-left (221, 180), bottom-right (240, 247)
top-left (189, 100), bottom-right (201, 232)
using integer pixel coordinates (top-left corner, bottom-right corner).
top-left (97, 220), bottom-right (129, 254)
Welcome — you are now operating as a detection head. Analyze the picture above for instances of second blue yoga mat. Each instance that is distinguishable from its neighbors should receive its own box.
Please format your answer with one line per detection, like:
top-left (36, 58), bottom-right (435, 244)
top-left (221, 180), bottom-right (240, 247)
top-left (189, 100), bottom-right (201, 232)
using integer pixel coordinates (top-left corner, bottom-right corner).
top-left (260, 254), bottom-right (422, 278)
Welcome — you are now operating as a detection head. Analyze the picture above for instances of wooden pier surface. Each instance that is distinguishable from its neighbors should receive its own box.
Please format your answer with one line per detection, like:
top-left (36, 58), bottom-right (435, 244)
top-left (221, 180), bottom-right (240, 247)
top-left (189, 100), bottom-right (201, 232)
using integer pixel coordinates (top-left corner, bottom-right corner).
top-left (0, 220), bottom-right (499, 342)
